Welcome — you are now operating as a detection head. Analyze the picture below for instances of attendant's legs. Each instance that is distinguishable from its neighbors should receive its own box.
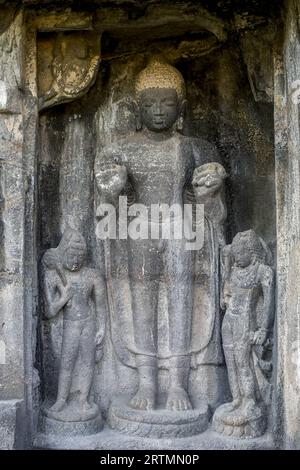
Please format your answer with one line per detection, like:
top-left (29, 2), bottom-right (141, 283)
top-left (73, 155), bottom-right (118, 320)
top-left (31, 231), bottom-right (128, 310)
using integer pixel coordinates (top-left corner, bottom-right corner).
top-left (235, 336), bottom-right (257, 416)
top-left (51, 320), bottom-right (80, 412)
top-left (222, 315), bottom-right (242, 410)
top-left (79, 318), bottom-right (97, 408)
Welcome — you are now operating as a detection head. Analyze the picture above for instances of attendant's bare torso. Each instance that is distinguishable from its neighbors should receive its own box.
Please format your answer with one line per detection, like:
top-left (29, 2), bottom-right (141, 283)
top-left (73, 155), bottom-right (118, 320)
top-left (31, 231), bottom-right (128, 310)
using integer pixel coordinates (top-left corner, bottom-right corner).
top-left (226, 265), bottom-right (262, 321)
top-left (50, 268), bottom-right (97, 321)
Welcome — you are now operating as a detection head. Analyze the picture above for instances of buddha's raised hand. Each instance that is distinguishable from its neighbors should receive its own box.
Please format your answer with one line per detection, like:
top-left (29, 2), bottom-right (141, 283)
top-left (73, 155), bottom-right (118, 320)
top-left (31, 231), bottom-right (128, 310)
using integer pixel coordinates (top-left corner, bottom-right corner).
top-left (192, 162), bottom-right (226, 200)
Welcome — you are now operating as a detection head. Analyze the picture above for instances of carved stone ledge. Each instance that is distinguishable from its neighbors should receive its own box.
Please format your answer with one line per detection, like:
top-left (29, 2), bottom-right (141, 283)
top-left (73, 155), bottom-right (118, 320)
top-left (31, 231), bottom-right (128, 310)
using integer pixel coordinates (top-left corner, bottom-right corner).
top-left (94, 4), bottom-right (227, 43)
top-left (39, 414), bottom-right (103, 436)
top-left (108, 399), bottom-right (209, 439)
top-left (212, 404), bottom-right (267, 439)
top-left (32, 9), bottom-right (93, 32)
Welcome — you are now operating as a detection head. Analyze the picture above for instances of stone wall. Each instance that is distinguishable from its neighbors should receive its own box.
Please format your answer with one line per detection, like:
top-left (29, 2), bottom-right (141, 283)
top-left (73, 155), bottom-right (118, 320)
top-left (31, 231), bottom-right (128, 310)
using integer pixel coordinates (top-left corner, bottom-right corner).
top-left (274, 0), bottom-right (300, 450)
top-left (0, 5), bottom-right (27, 449)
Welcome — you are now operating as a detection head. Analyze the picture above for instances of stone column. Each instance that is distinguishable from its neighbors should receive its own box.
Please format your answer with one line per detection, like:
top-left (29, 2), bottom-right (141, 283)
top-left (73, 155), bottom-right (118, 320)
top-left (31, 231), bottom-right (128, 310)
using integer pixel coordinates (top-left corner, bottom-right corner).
top-left (274, 0), bottom-right (300, 450)
top-left (0, 6), bottom-right (28, 449)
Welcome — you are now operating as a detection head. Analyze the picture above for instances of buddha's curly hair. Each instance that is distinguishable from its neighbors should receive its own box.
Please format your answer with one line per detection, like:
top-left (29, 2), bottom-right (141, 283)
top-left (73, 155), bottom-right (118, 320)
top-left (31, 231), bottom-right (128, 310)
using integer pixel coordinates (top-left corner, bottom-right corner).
top-left (135, 57), bottom-right (186, 100)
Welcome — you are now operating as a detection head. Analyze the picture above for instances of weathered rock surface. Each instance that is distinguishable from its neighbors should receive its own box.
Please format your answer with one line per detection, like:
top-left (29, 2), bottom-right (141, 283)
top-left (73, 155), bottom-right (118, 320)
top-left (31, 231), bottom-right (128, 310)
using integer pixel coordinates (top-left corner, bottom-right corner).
top-left (0, 0), bottom-right (299, 451)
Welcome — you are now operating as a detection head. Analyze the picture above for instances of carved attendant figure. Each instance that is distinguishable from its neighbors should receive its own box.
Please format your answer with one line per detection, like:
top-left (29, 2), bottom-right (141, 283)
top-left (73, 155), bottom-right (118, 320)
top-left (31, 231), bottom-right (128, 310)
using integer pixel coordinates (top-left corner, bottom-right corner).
top-left (95, 58), bottom-right (226, 413)
top-left (213, 230), bottom-right (274, 438)
top-left (43, 228), bottom-right (106, 421)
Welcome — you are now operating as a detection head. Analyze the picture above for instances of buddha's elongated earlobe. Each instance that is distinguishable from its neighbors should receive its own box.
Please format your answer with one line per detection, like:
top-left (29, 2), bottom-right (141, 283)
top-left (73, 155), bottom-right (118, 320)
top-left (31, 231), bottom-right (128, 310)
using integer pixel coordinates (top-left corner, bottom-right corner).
top-left (177, 116), bottom-right (184, 131)
top-left (176, 99), bottom-right (187, 131)
top-left (132, 100), bottom-right (142, 131)
top-left (136, 115), bottom-right (143, 131)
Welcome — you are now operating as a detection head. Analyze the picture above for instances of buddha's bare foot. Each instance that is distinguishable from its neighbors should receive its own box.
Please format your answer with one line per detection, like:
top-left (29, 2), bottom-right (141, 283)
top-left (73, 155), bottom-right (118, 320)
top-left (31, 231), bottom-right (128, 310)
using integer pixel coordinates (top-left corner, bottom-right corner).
top-left (129, 386), bottom-right (155, 411)
top-left (79, 400), bottom-right (93, 412)
top-left (49, 398), bottom-right (66, 413)
top-left (78, 399), bottom-right (99, 420)
top-left (166, 387), bottom-right (192, 411)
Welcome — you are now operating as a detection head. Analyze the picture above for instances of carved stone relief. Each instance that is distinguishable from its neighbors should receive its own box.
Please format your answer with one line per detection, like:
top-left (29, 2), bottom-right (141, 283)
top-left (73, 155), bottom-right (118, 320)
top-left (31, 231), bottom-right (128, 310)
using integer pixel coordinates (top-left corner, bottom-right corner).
top-left (36, 39), bottom-right (276, 445)
top-left (13, 0), bottom-right (279, 450)
top-left (40, 228), bottom-right (105, 435)
top-left (213, 230), bottom-right (274, 438)
top-left (37, 31), bottom-right (101, 110)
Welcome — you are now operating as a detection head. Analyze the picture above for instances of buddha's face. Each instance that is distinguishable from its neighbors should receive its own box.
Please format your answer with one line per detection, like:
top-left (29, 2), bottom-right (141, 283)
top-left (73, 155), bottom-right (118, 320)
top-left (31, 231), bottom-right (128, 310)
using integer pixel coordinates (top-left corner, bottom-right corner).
top-left (139, 88), bottom-right (180, 132)
top-left (64, 248), bottom-right (85, 271)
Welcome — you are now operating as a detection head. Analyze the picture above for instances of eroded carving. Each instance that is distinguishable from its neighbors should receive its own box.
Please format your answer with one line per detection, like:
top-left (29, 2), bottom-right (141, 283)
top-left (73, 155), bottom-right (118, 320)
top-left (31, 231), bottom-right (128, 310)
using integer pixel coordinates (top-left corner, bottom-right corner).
top-left (38, 32), bottom-right (101, 110)
top-left (213, 230), bottom-right (274, 438)
top-left (41, 228), bottom-right (105, 428)
top-left (240, 27), bottom-right (275, 103)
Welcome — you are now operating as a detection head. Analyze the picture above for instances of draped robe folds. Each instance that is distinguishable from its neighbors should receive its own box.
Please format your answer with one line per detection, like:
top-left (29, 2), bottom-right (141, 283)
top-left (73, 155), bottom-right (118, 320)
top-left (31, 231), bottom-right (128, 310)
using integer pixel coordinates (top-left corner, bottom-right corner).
top-left (94, 134), bottom-right (227, 369)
